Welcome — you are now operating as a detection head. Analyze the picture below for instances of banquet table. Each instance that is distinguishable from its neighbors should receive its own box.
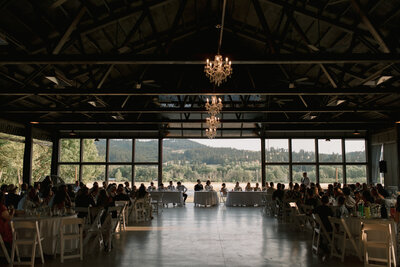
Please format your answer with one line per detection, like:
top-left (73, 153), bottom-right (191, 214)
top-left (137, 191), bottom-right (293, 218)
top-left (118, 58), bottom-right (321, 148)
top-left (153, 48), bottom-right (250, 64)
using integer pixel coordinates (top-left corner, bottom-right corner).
top-left (12, 214), bottom-right (78, 255)
top-left (194, 191), bottom-right (219, 206)
top-left (150, 191), bottom-right (184, 206)
top-left (225, 191), bottom-right (267, 207)
top-left (344, 217), bottom-right (397, 260)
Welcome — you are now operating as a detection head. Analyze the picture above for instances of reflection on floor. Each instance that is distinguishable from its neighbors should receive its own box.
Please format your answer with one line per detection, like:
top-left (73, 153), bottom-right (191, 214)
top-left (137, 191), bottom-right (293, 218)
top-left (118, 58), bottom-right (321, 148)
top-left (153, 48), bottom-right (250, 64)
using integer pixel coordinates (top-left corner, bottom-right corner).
top-left (3, 204), bottom-right (364, 266)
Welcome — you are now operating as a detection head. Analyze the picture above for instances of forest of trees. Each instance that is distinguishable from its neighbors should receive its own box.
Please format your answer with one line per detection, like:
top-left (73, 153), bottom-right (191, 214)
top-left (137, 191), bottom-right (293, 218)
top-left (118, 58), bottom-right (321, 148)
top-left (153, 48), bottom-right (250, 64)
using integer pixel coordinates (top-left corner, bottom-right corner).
top-left (0, 134), bottom-right (368, 185)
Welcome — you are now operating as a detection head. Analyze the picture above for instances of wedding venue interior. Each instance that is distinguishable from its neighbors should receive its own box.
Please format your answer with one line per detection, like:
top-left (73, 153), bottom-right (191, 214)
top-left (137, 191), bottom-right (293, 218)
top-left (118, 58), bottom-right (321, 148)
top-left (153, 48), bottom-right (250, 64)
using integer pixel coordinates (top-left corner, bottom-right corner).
top-left (0, 0), bottom-right (400, 266)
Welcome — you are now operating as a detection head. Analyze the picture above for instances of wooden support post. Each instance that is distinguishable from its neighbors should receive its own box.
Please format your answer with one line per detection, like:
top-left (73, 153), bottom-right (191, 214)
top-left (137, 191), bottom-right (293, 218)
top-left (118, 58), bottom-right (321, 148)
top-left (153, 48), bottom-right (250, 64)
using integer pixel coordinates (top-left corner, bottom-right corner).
top-left (261, 138), bottom-right (266, 188)
top-left (22, 125), bottom-right (33, 185)
top-left (158, 138), bottom-right (163, 186)
top-left (50, 132), bottom-right (60, 176)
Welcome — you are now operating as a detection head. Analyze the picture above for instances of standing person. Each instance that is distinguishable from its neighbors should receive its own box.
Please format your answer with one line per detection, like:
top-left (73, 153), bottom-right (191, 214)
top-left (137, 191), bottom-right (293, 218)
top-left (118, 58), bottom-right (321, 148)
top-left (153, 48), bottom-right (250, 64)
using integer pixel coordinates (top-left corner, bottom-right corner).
top-left (73, 181), bottom-right (80, 193)
top-left (176, 181), bottom-right (188, 204)
top-left (301, 172), bottom-right (311, 188)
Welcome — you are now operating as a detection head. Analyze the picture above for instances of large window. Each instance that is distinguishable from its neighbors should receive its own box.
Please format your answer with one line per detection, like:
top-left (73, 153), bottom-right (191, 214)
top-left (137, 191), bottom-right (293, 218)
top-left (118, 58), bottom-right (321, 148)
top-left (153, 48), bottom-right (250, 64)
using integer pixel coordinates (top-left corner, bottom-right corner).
top-left (135, 165), bottom-right (158, 184)
top-left (266, 139), bottom-right (289, 162)
top-left (264, 138), bottom-right (367, 185)
top-left (58, 138), bottom-right (160, 185)
top-left (0, 133), bottom-right (25, 185)
top-left (32, 139), bottom-right (52, 182)
top-left (292, 139), bottom-right (315, 162)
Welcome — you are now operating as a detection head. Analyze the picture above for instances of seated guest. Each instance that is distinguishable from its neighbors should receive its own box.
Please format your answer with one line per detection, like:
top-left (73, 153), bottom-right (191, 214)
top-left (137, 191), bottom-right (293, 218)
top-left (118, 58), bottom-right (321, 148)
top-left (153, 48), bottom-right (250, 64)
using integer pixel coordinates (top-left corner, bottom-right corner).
top-left (158, 183), bottom-right (166, 191)
top-left (204, 180), bottom-right (213, 191)
top-left (148, 182), bottom-right (157, 191)
top-left (343, 187), bottom-right (356, 210)
top-left (124, 182), bottom-right (132, 194)
top-left (304, 188), bottom-right (319, 208)
top-left (313, 195), bottom-right (333, 260)
top-left (245, 182), bottom-right (252, 192)
top-left (90, 182), bottom-right (100, 201)
top-left (52, 185), bottom-right (72, 210)
top-left (0, 192), bottom-right (13, 249)
top-left (5, 184), bottom-right (21, 209)
top-left (220, 183), bottom-right (228, 196)
top-left (262, 182), bottom-right (269, 191)
top-left (23, 187), bottom-right (41, 209)
top-left (20, 183), bottom-right (28, 197)
top-left (67, 184), bottom-right (76, 202)
top-left (376, 184), bottom-right (389, 198)
top-left (176, 182), bottom-right (188, 203)
top-left (394, 195), bottom-right (400, 223)
top-left (194, 180), bottom-right (203, 191)
top-left (362, 190), bottom-right (375, 205)
top-left (136, 184), bottom-right (150, 199)
top-left (115, 186), bottom-right (130, 201)
top-left (73, 181), bottom-right (80, 193)
top-left (75, 187), bottom-right (96, 218)
top-left (266, 182), bottom-right (275, 195)
top-left (102, 181), bottom-right (108, 190)
top-left (130, 185), bottom-right (138, 199)
top-left (167, 181), bottom-right (175, 191)
top-left (41, 185), bottom-right (54, 206)
top-left (233, 182), bottom-right (242, 192)
top-left (272, 183), bottom-right (284, 201)
top-left (371, 188), bottom-right (384, 204)
top-left (254, 183), bottom-right (261, 192)
top-left (335, 196), bottom-right (349, 218)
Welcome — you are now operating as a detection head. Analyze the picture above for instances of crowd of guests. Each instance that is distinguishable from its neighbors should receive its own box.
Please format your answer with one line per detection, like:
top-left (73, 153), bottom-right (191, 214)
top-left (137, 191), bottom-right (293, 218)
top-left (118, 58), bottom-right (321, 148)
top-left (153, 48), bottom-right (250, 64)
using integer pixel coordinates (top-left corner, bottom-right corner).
top-left (0, 177), bottom-right (152, 251)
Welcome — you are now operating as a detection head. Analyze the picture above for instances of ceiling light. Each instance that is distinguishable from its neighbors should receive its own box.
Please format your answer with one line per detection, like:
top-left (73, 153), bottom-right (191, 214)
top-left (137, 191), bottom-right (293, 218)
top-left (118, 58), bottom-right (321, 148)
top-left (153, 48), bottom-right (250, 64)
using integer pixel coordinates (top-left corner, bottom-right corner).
top-left (353, 130), bottom-right (360, 135)
top-left (45, 76), bottom-right (59, 85)
top-left (307, 44), bottom-right (319, 52)
top-left (30, 121), bottom-right (39, 124)
top-left (111, 115), bottom-right (124, 120)
top-left (327, 99), bottom-right (346, 106)
top-left (395, 121), bottom-right (400, 124)
top-left (135, 83), bottom-right (141, 89)
top-left (377, 76), bottom-right (392, 85)
top-left (69, 130), bottom-right (77, 136)
top-left (88, 101), bottom-right (98, 107)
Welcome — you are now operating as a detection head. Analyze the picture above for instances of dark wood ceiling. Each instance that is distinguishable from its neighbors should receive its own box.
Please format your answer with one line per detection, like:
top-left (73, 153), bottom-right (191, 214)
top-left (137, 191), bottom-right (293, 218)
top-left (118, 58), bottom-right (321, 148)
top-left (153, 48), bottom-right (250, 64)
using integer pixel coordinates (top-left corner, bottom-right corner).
top-left (0, 0), bottom-right (399, 138)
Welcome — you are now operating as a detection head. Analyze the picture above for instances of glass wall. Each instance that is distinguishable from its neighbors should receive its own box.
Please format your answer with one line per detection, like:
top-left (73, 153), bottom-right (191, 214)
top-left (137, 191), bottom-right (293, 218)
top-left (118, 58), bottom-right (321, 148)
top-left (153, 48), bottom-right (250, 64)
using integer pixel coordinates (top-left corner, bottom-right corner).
top-left (265, 138), bottom-right (367, 186)
top-left (0, 133), bottom-right (25, 185)
top-left (32, 139), bottom-right (52, 182)
top-left (58, 138), bottom-right (159, 186)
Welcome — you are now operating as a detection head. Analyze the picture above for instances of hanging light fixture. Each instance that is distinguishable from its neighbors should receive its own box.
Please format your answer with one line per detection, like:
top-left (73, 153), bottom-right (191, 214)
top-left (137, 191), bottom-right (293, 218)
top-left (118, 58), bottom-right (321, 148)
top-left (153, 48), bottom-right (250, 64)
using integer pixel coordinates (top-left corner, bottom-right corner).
top-left (206, 116), bottom-right (221, 129)
top-left (204, 0), bottom-right (232, 86)
top-left (205, 96), bottom-right (223, 116)
top-left (205, 127), bottom-right (217, 139)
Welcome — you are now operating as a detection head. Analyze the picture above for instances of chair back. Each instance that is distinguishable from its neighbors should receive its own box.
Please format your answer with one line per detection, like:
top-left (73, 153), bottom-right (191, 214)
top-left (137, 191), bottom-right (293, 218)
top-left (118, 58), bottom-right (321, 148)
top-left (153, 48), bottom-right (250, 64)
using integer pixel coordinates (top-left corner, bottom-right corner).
top-left (115, 201), bottom-right (129, 207)
top-left (362, 222), bottom-right (392, 242)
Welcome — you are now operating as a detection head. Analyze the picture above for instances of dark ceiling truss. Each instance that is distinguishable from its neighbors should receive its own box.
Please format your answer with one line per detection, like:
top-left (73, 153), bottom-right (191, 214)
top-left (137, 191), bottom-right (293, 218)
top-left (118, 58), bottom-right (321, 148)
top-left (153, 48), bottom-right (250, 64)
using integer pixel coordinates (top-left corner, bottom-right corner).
top-left (0, 0), bottom-right (399, 137)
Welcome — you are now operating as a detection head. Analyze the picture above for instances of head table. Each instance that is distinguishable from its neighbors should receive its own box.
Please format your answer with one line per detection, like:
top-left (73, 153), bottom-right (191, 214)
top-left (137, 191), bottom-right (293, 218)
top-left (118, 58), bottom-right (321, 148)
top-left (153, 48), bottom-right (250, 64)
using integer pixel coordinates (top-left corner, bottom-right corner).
top-left (225, 191), bottom-right (267, 207)
top-left (12, 214), bottom-right (78, 256)
top-left (194, 191), bottom-right (219, 206)
top-left (150, 191), bottom-right (184, 206)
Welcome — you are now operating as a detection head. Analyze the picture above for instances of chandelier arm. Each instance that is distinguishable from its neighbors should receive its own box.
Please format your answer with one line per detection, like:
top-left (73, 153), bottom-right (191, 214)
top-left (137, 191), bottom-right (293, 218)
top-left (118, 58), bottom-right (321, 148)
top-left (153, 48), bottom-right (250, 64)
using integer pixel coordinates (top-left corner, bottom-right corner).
top-left (218, 0), bottom-right (227, 54)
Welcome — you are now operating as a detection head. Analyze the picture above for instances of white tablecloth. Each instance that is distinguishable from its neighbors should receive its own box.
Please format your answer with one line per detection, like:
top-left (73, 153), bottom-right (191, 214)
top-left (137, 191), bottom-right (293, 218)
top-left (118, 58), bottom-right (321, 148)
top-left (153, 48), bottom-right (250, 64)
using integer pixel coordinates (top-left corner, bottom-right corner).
top-left (13, 214), bottom-right (78, 255)
top-left (345, 217), bottom-right (397, 260)
top-left (194, 191), bottom-right (219, 206)
top-left (225, 192), bottom-right (267, 207)
top-left (150, 191), bottom-right (183, 206)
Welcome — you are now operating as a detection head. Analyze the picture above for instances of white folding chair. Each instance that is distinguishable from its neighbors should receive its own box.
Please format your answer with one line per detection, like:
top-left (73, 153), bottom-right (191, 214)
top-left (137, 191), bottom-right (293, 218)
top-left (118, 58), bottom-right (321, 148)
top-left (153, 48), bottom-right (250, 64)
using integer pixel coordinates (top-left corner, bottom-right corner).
top-left (115, 201), bottom-right (129, 231)
top-left (134, 199), bottom-right (147, 223)
top-left (83, 207), bottom-right (104, 253)
top-left (328, 216), bottom-right (362, 262)
top-left (10, 220), bottom-right (44, 267)
top-left (289, 202), bottom-right (307, 231)
top-left (150, 193), bottom-right (163, 214)
top-left (105, 206), bottom-right (124, 252)
top-left (75, 207), bottom-right (91, 225)
top-left (311, 214), bottom-right (336, 256)
top-left (0, 234), bottom-right (10, 264)
top-left (58, 218), bottom-right (84, 263)
top-left (219, 192), bottom-right (226, 203)
top-left (362, 222), bottom-right (396, 267)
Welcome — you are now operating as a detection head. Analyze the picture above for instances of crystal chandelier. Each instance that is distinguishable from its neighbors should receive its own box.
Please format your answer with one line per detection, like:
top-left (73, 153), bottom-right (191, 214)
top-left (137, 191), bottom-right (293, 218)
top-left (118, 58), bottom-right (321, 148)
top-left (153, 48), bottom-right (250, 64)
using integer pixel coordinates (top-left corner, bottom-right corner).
top-left (205, 96), bottom-right (223, 116)
top-left (204, 55), bottom-right (232, 86)
top-left (205, 127), bottom-right (217, 139)
top-left (204, 0), bottom-right (232, 86)
top-left (206, 115), bottom-right (221, 129)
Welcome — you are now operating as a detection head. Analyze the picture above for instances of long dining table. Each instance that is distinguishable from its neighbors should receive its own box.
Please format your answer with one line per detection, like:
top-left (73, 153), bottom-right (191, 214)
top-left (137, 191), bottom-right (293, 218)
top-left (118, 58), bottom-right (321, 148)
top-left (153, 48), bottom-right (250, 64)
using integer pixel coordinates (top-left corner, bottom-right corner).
top-left (194, 191), bottom-right (219, 206)
top-left (150, 191), bottom-right (184, 206)
top-left (225, 191), bottom-right (267, 207)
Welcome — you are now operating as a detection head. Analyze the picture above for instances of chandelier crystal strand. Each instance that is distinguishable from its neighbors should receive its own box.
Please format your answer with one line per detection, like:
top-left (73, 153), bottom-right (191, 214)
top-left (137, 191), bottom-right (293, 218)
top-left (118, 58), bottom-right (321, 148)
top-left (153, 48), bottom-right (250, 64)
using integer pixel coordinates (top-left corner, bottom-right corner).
top-left (204, 96), bottom-right (222, 139)
top-left (204, 55), bottom-right (232, 86)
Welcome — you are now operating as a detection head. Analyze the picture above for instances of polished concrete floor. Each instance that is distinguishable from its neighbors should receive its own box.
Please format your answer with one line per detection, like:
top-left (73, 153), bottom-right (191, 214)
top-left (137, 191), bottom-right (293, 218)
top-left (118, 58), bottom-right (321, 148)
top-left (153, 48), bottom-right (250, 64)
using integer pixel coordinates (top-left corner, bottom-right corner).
top-left (1, 204), bottom-right (364, 267)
